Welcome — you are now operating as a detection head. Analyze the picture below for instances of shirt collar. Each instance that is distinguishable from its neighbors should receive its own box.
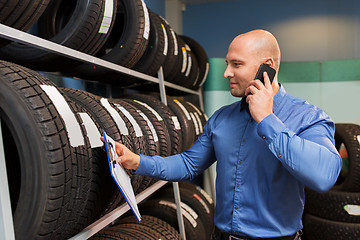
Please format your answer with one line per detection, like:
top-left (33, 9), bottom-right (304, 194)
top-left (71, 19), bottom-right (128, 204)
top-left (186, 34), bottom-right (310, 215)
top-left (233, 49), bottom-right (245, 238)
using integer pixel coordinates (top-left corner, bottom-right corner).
top-left (240, 97), bottom-right (248, 111)
top-left (273, 84), bottom-right (286, 114)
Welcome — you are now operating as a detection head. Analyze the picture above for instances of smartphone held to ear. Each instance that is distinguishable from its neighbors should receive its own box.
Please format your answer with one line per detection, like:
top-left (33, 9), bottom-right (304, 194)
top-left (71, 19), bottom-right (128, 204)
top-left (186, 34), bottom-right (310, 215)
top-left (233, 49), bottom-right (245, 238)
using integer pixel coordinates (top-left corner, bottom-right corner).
top-left (254, 64), bottom-right (276, 84)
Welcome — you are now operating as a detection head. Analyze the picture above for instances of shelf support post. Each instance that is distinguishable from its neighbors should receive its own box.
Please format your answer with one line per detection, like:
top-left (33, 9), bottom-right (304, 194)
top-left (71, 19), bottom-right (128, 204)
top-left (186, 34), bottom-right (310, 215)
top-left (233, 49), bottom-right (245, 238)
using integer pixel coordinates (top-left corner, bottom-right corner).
top-left (0, 120), bottom-right (16, 240)
top-left (158, 67), bottom-right (167, 106)
top-left (157, 67), bottom-right (186, 240)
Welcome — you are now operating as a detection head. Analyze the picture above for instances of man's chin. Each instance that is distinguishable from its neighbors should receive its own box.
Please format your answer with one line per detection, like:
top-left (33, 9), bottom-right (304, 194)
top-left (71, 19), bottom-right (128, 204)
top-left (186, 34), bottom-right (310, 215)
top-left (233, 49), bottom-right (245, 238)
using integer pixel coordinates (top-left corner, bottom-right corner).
top-left (230, 89), bottom-right (243, 98)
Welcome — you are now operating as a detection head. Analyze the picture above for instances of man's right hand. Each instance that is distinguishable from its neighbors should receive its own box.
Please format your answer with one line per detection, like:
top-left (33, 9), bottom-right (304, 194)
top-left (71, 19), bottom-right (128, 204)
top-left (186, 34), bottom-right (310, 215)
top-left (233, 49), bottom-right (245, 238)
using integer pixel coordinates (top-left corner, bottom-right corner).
top-left (100, 137), bottom-right (140, 170)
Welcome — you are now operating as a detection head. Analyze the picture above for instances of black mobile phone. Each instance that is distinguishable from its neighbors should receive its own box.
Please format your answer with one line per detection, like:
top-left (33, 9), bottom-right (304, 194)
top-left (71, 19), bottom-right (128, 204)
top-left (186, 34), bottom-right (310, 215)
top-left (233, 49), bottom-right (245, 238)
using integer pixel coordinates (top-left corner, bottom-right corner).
top-left (254, 63), bottom-right (276, 84)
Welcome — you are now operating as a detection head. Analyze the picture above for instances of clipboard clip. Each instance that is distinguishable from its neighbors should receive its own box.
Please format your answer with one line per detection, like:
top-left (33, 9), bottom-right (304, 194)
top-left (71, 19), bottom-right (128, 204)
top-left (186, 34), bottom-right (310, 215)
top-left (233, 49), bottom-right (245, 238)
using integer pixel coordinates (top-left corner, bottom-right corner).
top-left (103, 130), bottom-right (117, 166)
top-left (105, 141), bottom-right (116, 163)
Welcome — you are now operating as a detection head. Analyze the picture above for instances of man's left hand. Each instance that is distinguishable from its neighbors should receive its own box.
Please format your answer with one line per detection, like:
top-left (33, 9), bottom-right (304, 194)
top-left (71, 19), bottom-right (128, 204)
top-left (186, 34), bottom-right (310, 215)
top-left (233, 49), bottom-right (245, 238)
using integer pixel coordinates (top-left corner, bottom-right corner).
top-left (245, 72), bottom-right (275, 123)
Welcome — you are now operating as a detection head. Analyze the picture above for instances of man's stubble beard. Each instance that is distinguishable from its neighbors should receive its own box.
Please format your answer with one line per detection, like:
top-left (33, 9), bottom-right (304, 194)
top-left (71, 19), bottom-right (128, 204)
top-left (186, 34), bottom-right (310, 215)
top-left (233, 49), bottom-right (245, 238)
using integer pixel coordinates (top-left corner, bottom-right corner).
top-left (230, 88), bottom-right (244, 98)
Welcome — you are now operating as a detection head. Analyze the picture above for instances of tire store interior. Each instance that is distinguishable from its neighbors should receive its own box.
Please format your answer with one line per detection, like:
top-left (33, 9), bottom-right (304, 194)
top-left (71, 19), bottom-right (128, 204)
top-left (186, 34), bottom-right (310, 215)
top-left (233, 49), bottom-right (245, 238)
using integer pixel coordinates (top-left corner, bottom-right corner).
top-left (0, 0), bottom-right (359, 239)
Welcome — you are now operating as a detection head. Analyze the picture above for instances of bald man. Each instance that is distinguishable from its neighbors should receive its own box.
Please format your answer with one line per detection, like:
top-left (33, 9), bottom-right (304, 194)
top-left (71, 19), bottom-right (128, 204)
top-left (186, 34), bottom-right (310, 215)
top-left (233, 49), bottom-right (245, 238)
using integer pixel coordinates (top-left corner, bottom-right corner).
top-left (106, 30), bottom-right (341, 240)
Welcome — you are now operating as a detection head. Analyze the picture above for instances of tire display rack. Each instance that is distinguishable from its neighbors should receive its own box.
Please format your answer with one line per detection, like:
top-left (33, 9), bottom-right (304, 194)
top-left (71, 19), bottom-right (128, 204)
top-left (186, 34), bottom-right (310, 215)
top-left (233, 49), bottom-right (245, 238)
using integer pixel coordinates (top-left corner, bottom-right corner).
top-left (0, 23), bottom-right (207, 240)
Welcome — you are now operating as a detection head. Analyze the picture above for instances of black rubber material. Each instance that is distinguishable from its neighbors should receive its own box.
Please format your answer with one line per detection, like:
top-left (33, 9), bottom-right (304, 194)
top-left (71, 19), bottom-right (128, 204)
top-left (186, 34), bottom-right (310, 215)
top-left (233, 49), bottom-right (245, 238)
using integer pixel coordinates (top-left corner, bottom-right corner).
top-left (92, 222), bottom-right (167, 240)
top-left (167, 96), bottom-right (196, 151)
top-left (168, 36), bottom-right (200, 90)
top-left (187, 100), bottom-right (205, 140)
top-left (332, 123), bottom-right (360, 192)
top-left (60, 89), bottom-right (122, 147)
top-left (133, 10), bottom-right (167, 77)
top-left (305, 188), bottom-right (360, 223)
top-left (177, 98), bottom-right (202, 140)
top-left (139, 198), bottom-right (207, 240)
top-left (102, 97), bottom-right (146, 156)
top-left (117, 215), bottom-right (181, 240)
top-left (151, 184), bottom-right (214, 239)
top-left (0, 0), bottom-right (116, 71)
top-left (67, 0), bottom-right (149, 84)
top-left (182, 43), bottom-right (200, 89)
top-left (165, 33), bottom-right (187, 85)
top-left (158, 16), bottom-right (178, 83)
top-left (185, 100), bottom-right (208, 129)
top-left (109, 98), bottom-right (156, 194)
top-left (114, 224), bottom-right (164, 239)
top-left (0, 0), bottom-right (50, 47)
top-left (160, 181), bottom-right (215, 220)
top-left (110, 98), bottom-right (157, 156)
top-left (0, 60), bottom-right (92, 239)
top-left (60, 88), bottom-right (134, 154)
top-left (303, 213), bottom-right (360, 240)
top-left (59, 95), bottom-right (94, 237)
top-left (123, 98), bottom-right (171, 157)
top-left (127, 93), bottom-right (183, 155)
top-left (180, 35), bottom-right (209, 88)
top-left (60, 87), bottom-right (142, 225)
top-left (107, 97), bottom-right (153, 194)
top-left (60, 88), bottom-right (134, 217)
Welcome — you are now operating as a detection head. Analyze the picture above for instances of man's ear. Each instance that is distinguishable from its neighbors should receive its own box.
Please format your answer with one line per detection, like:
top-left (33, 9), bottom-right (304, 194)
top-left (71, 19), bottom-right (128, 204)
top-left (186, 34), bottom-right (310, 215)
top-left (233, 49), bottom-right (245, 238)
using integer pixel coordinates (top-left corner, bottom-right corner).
top-left (264, 58), bottom-right (274, 68)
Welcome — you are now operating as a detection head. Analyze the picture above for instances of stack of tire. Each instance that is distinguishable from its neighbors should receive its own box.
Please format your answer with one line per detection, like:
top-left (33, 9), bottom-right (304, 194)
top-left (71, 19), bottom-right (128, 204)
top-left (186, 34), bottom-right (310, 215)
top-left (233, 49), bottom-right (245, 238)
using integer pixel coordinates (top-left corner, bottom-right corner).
top-left (0, 60), bottom-right (209, 239)
top-left (92, 181), bottom-right (215, 240)
top-left (91, 215), bottom-right (182, 239)
top-left (0, 0), bottom-right (50, 47)
top-left (140, 181), bottom-right (215, 240)
top-left (303, 123), bottom-right (360, 240)
top-left (0, 0), bottom-right (209, 90)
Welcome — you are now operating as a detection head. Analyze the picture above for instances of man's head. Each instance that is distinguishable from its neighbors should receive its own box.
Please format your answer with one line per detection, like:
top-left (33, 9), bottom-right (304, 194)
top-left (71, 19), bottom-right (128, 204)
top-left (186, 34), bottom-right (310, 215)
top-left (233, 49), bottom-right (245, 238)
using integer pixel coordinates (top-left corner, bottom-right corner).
top-left (224, 30), bottom-right (281, 97)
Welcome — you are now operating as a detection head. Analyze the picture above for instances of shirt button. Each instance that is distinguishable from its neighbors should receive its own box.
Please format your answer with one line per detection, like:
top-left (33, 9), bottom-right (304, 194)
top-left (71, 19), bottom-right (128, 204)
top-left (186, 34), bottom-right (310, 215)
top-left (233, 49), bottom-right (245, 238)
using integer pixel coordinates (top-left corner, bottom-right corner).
top-left (235, 206), bottom-right (238, 210)
top-left (242, 139), bottom-right (245, 142)
top-left (237, 184), bottom-right (240, 188)
top-left (262, 136), bottom-right (266, 139)
top-left (250, 119), bottom-right (253, 122)
top-left (278, 154), bottom-right (282, 158)
top-left (238, 161), bottom-right (242, 164)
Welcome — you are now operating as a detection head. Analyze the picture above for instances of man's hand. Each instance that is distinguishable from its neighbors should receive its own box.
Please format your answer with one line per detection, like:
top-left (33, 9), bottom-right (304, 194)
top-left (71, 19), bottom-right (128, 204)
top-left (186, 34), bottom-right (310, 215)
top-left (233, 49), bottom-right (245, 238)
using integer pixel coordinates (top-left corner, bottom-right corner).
top-left (100, 137), bottom-right (140, 170)
top-left (245, 72), bottom-right (276, 123)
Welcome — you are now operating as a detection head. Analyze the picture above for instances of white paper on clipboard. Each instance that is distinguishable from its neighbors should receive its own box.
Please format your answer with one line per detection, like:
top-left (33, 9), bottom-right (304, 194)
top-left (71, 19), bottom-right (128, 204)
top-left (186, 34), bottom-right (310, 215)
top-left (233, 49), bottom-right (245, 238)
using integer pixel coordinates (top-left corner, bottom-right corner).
top-left (102, 129), bottom-right (141, 222)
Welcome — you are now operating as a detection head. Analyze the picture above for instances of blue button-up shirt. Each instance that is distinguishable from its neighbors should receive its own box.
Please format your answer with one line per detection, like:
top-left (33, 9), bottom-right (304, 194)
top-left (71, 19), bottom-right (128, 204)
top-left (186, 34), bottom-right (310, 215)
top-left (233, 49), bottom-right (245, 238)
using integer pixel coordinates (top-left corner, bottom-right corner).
top-left (136, 85), bottom-right (341, 238)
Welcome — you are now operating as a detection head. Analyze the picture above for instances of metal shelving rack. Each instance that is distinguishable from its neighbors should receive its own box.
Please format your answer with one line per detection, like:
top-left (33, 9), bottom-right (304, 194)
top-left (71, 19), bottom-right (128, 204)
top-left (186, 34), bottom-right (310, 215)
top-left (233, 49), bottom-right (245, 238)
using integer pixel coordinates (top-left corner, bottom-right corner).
top-left (0, 23), bottom-right (205, 239)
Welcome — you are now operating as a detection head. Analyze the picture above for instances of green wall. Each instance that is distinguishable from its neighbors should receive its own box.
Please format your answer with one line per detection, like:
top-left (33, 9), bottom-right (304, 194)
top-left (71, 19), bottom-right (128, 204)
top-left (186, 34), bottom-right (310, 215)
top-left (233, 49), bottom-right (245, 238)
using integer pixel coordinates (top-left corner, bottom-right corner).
top-left (203, 58), bottom-right (360, 125)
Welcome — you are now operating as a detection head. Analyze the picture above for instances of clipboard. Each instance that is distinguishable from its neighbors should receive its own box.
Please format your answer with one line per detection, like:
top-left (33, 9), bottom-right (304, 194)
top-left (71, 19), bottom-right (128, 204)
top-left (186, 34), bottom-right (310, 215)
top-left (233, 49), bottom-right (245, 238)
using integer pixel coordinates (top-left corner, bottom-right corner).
top-left (102, 129), bottom-right (141, 222)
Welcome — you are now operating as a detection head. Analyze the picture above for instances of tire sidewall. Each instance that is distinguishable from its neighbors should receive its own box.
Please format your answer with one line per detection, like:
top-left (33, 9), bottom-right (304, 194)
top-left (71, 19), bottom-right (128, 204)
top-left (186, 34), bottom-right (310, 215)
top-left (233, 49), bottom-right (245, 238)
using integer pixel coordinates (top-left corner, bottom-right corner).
top-left (0, 79), bottom-right (48, 239)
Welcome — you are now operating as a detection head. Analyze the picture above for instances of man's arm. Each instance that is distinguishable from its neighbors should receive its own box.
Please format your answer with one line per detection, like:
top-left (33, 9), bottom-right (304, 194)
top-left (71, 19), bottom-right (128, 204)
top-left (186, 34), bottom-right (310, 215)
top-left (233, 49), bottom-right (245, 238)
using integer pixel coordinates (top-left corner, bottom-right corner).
top-left (102, 120), bottom-right (217, 182)
top-left (246, 73), bottom-right (341, 192)
top-left (258, 114), bottom-right (342, 192)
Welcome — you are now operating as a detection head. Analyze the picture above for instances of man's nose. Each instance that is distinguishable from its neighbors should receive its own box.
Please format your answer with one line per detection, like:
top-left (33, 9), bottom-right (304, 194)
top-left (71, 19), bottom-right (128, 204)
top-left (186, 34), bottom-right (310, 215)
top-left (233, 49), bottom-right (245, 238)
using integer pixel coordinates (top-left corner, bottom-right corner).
top-left (224, 66), bottom-right (233, 78)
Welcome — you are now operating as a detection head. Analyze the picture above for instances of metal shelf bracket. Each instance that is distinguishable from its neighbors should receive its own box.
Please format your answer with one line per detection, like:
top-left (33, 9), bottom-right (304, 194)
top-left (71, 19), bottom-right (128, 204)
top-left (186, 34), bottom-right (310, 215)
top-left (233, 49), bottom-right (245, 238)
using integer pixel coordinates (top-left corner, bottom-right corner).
top-left (157, 67), bottom-right (186, 240)
top-left (0, 120), bottom-right (15, 240)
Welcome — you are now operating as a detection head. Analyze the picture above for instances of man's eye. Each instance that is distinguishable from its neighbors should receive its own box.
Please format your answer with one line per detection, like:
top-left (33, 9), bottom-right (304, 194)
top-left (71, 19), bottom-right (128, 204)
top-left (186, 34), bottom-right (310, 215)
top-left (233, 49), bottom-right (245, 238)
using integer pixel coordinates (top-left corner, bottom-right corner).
top-left (233, 63), bottom-right (241, 67)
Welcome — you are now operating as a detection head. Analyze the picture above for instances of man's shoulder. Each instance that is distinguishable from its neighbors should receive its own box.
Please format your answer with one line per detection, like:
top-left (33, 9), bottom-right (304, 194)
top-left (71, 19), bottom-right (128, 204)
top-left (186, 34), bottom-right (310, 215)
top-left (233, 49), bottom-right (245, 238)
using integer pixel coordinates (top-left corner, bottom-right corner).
top-left (207, 101), bottom-right (240, 123)
top-left (213, 101), bottom-right (240, 116)
top-left (285, 92), bottom-right (322, 112)
top-left (283, 92), bottom-right (332, 123)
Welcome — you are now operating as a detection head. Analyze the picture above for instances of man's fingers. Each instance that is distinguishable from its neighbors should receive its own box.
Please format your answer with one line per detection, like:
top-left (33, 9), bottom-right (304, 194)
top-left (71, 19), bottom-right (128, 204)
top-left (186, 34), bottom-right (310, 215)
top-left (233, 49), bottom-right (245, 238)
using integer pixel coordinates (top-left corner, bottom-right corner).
top-left (120, 146), bottom-right (125, 157)
top-left (116, 156), bottom-right (124, 164)
top-left (245, 82), bottom-right (261, 96)
top-left (115, 141), bottom-right (124, 155)
top-left (263, 72), bottom-right (272, 88)
top-left (115, 143), bottom-right (125, 157)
